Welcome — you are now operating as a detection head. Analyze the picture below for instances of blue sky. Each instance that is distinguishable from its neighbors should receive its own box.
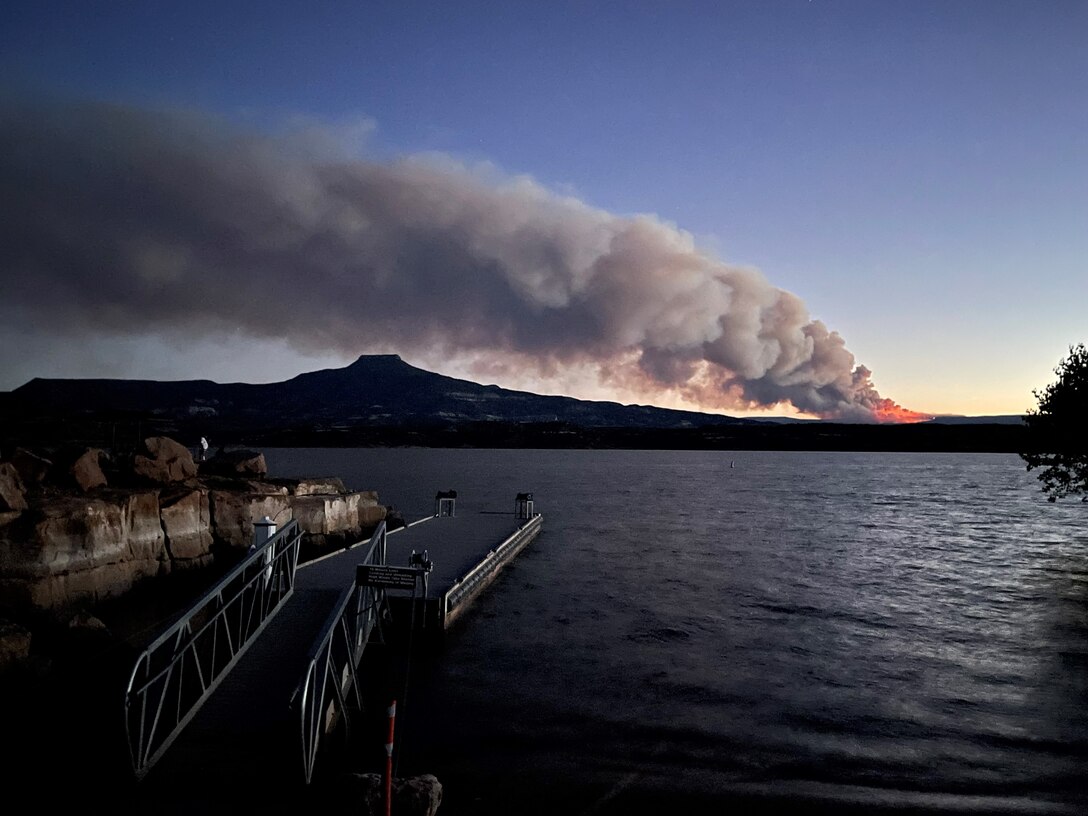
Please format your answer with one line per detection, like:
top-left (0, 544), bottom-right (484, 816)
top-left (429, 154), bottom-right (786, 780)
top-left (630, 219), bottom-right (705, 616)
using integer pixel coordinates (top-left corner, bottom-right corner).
top-left (2, 1), bottom-right (1085, 415)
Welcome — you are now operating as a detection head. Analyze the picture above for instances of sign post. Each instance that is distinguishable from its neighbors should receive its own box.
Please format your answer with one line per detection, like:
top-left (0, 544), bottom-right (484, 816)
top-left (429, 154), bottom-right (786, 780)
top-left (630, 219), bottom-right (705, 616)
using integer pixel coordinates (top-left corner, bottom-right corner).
top-left (384, 699), bottom-right (396, 816)
top-left (356, 564), bottom-right (422, 590)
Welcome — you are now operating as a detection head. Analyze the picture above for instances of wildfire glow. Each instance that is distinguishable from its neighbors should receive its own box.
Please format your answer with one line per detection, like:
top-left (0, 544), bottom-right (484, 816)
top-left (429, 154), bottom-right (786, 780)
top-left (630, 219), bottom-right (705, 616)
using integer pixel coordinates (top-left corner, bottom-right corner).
top-left (869, 399), bottom-right (933, 424)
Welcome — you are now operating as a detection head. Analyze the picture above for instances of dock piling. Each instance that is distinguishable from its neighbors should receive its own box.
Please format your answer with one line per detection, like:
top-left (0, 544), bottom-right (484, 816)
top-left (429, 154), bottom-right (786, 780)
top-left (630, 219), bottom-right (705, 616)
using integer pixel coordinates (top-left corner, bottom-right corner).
top-left (434, 490), bottom-right (457, 517)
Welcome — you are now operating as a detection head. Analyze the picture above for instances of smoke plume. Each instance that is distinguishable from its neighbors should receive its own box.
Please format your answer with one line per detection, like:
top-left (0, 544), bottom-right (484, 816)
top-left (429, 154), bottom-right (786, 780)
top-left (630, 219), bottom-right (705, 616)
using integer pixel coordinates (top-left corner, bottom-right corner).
top-left (0, 96), bottom-right (925, 422)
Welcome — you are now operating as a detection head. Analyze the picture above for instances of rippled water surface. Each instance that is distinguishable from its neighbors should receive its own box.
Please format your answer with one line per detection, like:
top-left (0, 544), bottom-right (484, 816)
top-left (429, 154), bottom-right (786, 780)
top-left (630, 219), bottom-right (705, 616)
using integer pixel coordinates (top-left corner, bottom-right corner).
top-left (267, 449), bottom-right (1088, 814)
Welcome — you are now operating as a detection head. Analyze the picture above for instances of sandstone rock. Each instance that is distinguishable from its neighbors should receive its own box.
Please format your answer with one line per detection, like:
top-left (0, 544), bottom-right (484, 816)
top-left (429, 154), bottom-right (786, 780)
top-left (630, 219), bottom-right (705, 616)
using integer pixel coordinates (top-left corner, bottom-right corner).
top-left (11, 448), bottom-right (51, 485)
top-left (358, 503), bottom-right (389, 527)
top-left (294, 477), bottom-right (348, 496)
top-left (342, 773), bottom-right (442, 816)
top-left (202, 449), bottom-right (267, 478)
top-left (209, 487), bottom-right (292, 551)
top-left (0, 491), bottom-right (167, 612)
top-left (160, 488), bottom-right (214, 569)
top-left (242, 480), bottom-right (286, 496)
top-left (70, 448), bottom-right (108, 492)
top-left (0, 619), bottom-right (31, 674)
top-left (292, 493), bottom-right (362, 537)
top-left (357, 491), bottom-right (387, 527)
top-left (0, 463), bottom-right (27, 512)
top-left (202, 477), bottom-right (282, 495)
top-left (291, 491), bottom-right (388, 548)
top-left (133, 436), bottom-right (197, 484)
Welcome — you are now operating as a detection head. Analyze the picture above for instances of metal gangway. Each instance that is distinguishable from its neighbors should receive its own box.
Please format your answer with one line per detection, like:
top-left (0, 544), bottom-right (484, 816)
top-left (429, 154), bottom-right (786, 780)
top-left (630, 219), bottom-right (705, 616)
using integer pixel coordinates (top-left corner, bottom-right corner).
top-left (123, 519), bottom-right (389, 791)
top-left (121, 497), bottom-right (540, 806)
top-left (298, 524), bottom-right (388, 783)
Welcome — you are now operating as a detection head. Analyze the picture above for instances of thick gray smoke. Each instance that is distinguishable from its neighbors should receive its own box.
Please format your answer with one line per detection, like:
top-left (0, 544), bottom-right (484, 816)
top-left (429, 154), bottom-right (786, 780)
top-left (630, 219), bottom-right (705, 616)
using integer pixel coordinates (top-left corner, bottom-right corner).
top-left (0, 96), bottom-right (920, 421)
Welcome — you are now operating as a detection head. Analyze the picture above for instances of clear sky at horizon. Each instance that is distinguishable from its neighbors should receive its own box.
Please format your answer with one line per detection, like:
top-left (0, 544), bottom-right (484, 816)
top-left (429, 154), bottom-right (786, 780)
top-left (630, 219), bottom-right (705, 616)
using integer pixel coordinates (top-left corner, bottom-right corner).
top-left (2, 1), bottom-right (1085, 417)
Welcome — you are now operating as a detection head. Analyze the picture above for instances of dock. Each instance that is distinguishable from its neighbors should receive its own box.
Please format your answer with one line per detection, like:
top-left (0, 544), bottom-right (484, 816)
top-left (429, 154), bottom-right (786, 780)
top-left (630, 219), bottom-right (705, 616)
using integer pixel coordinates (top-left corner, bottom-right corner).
top-left (335, 510), bottom-right (543, 631)
top-left (124, 494), bottom-right (542, 808)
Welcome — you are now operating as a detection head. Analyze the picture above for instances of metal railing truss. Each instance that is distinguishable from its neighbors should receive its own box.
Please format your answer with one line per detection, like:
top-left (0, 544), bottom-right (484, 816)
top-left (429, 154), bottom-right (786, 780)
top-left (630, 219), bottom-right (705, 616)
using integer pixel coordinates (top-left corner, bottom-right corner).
top-left (298, 520), bottom-right (387, 784)
top-left (444, 514), bottom-right (542, 616)
top-left (124, 520), bottom-right (302, 778)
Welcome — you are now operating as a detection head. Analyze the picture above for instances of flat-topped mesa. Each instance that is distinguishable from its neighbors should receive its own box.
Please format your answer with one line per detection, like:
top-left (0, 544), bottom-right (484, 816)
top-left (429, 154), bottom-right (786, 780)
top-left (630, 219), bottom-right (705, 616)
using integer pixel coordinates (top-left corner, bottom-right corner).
top-left (0, 437), bottom-right (387, 617)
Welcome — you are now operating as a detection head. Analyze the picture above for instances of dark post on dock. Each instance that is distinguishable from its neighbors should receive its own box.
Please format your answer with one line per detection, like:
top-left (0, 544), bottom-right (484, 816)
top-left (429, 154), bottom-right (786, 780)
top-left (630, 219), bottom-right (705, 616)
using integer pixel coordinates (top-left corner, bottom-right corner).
top-left (434, 490), bottom-right (457, 518)
top-left (515, 492), bottom-right (534, 519)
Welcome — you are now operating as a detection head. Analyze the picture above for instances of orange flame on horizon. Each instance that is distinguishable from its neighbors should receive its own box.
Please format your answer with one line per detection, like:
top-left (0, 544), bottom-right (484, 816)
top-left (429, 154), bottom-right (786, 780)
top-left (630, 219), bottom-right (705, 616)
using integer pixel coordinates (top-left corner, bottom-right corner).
top-left (870, 399), bottom-right (933, 424)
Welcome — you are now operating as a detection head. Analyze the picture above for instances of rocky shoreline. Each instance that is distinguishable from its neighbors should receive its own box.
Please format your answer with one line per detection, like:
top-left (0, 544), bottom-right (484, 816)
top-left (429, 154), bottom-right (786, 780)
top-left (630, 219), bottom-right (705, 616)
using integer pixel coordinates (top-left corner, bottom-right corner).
top-left (0, 435), bottom-right (388, 675)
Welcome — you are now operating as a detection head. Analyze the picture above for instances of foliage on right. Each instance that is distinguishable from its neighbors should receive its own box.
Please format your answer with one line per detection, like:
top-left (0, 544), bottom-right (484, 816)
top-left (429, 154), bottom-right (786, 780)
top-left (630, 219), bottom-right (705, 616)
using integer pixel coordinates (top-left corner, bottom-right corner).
top-left (1020, 344), bottom-right (1088, 502)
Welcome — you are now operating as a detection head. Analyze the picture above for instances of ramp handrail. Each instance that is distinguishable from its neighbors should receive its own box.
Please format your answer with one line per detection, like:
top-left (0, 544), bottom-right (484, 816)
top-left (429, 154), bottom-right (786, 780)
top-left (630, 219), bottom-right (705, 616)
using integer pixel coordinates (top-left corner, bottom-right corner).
top-left (444, 514), bottom-right (543, 615)
top-left (124, 519), bottom-right (302, 778)
top-left (298, 520), bottom-right (387, 784)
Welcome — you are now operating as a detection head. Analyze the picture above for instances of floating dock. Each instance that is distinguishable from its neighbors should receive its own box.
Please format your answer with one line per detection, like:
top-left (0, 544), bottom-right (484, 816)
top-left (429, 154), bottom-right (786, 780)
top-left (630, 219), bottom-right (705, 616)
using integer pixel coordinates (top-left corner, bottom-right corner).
top-left (379, 511), bottom-right (543, 630)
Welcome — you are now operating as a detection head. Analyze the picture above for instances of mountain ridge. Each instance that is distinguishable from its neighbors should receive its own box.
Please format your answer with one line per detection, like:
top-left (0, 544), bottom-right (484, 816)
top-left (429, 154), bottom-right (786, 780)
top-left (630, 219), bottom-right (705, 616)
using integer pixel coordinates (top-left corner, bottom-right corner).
top-left (6, 353), bottom-right (752, 430)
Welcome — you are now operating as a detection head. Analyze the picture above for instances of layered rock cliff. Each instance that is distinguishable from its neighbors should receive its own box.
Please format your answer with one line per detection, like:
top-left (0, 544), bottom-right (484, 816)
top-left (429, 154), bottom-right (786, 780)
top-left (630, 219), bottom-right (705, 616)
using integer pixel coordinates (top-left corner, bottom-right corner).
top-left (0, 437), bottom-right (386, 617)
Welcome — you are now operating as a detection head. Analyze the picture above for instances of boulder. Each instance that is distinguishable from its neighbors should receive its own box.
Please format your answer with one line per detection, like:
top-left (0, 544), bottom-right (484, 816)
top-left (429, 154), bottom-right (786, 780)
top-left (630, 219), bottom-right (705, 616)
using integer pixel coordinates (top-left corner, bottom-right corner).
top-left (385, 508), bottom-right (407, 531)
top-left (292, 493), bottom-right (362, 537)
top-left (0, 463), bottom-right (27, 512)
top-left (294, 477), bottom-right (348, 496)
top-left (11, 449), bottom-right (52, 485)
top-left (0, 491), bottom-right (168, 612)
top-left (401, 774), bottom-right (443, 816)
top-left (291, 491), bottom-right (387, 548)
top-left (358, 505), bottom-right (388, 527)
top-left (66, 609), bottom-right (115, 656)
top-left (133, 436), bottom-right (197, 484)
top-left (358, 492), bottom-right (388, 528)
top-left (69, 448), bottom-right (108, 492)
top-left (341, 773), bottom-right (442, 816)
top-left (201, 449), bottom-right (267, 478)
top-left (68, 609), bottom-right (110, 633)
top-left (160, 488), bottom-right (214, 569)
top-left (209, 486), bottom-right (292, 551)
top-left (0, 619), bottom-right (31, 674)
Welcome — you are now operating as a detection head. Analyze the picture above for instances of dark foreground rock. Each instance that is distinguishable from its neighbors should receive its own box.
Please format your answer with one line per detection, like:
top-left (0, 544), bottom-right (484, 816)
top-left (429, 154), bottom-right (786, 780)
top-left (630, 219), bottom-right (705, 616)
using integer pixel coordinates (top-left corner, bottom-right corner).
top-left (341, 773), bottom-right (443, 816)
top-left (201, 448), bottom-right (268, 477)
top-left (0, 618), bottom-right (31, 673)
top-left (0, 462), bottom-right (27, 512)
top-left (11, 448), bottom-right (51, 486)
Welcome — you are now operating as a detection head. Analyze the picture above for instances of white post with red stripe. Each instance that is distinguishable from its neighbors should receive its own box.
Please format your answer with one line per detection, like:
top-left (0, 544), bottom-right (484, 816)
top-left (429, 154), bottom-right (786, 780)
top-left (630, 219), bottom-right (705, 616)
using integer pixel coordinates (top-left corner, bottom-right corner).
top-left (384, 699), bottom-right (396, 816)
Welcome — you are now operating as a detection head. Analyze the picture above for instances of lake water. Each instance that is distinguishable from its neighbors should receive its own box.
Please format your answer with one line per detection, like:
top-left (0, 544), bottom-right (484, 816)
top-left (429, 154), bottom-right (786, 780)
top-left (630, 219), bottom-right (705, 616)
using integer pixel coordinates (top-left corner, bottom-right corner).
top-left (266, 449), bottom-right (1088, 815)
